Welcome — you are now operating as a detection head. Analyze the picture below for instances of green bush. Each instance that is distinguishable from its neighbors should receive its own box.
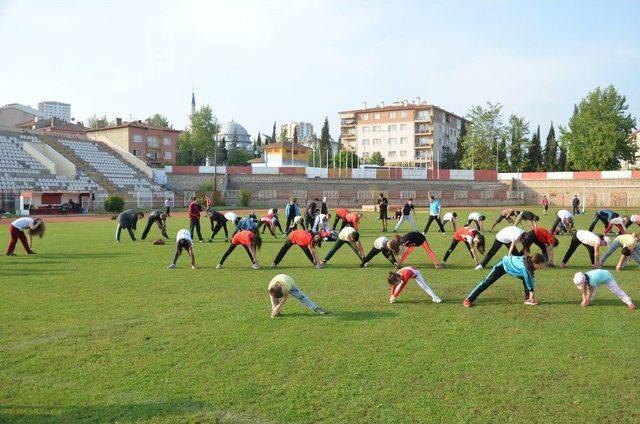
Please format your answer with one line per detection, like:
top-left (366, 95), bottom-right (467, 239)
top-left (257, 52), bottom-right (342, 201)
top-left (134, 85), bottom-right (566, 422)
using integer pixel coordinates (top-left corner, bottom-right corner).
top-left (240, 189), bottom-right (252, 207)
top-left (104, 196), bottom-right (125, 213)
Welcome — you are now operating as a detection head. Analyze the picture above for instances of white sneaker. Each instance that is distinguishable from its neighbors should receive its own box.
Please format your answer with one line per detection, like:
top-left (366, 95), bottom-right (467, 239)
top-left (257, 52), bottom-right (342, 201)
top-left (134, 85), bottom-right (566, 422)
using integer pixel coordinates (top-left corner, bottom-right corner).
top-left (474, 264), bottom-right (483, 270)
top-left (389, 295), bottom-right (397, 304)
top-left (167, 264), bottom-right (175, 269)
top-left (433, 297), bottom-right (442, 303)
top-left (252, 263), bottom-right (260, 270)
top-left (216, 264), bottom-right (222, 269)
top-left (363, 262), bottom-right (369, 268)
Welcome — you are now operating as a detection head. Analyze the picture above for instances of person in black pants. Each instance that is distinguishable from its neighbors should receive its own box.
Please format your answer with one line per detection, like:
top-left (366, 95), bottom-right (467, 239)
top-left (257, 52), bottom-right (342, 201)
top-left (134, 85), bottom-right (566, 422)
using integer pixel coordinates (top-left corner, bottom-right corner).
top-left (188, 196), bottom-right (204, 242)
top-left (513, 211), bottom-right (540, 229)
top-left (378, 192), bottom-right (389, 232)
top-left (284, 198), bottom-right (301, 233)
top-left (423, 215), bottom-right (445, 234)
top-left (572, 195), bottom-right (580, 215)
top-left (305, 198), bottom-right (319, 230)
top-left (208, 209), bottom-right (229, 242)
top-left (115, 209), bottom-right (144, 242)
top-left (320, 197), bottom-right (328, 215)
top-left (141, 210), bottom-right (168, 240)
top-left (588, 210), bottom-right (618, 232)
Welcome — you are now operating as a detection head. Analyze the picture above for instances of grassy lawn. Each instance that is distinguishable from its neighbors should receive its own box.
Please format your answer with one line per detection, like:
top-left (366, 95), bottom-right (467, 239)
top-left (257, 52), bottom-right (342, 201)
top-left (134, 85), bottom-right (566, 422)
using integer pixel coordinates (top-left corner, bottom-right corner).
top-left (1, 207), bottom-right (638, 423)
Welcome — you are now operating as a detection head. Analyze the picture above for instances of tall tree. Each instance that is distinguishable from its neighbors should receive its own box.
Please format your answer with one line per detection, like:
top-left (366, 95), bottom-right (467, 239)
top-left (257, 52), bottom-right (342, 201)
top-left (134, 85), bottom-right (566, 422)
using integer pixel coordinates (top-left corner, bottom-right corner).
top-left (544, 122), bottom-right (557, 171)
top-left (331, 150), bottom-right (360, 168)
top-left (255, 132), bottom-right (262, 156)
top-left (147, 113), bottom-right (171, 128)
top-left (506, 114), bottom-right (530, 171)
top-left (526, 125), bottom-right (543, 171)
top-left (175, 105), bottom-right (220, 165)
top-left (279, 127), bottom-right (288, 142)
top-left (560, 85), bottom-right (636, 170)
top-left (440, 145), bottom-right (460, 169)
top-left (270, 122), bottom-right (277, 145)
top-left (558, 143), bottom-right (568, 171)
top-left (293, 126), bottom-right (299, 144)
top-left (460, 102), bottom-right (505, 170)
top-left (318, 117), bottom-right (332, 166)
top-left (87, 114), bottom-right (109, 129)
top-left (369, 151), bottom-right (385, 166)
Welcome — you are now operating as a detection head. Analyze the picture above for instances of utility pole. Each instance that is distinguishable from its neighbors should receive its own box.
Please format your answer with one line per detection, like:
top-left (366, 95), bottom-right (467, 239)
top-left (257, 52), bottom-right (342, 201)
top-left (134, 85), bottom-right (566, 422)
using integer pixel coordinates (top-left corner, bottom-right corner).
top-left (213, 138), bottom-right (218, 196)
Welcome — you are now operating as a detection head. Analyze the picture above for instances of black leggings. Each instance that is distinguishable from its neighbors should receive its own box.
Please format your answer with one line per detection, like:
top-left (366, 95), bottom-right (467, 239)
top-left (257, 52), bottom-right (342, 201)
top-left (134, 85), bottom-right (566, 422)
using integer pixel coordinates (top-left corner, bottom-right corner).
top-left (526, 239), bottom-right (549, 262)
top-left (332, 215), bottom-right (345, 230)
top-left (141, 218), bottom-right (167, 240)
top-left (588, 215), bottom-right (610, 232)
top-left (361, 247), bottom-right (396, 266)
top-left (210, 218), bottom-right (228, 240)
top-left (424, 215), bottom-right (445, 233)
top-left (479, 239), bottom-right (521, 268)
top-left (465, 219), bottom-right (481, 231)
top-left (219, 243), bottom-right (255, 265)
top-left (273, 240), bottom-right (314, 265)
top-left (442, 239), bottom-right (473, 263)
top-left (561, 235), bottom-right (595, 265)
top-left (467, 264), bottom-right (530, 302)
top-left (323, 239), bottom-right (361, 263)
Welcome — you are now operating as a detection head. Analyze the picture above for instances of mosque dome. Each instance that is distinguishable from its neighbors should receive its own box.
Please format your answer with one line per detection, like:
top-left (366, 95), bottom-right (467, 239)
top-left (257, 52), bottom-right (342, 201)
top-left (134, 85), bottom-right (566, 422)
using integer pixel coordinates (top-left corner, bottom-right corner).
top-left (216, 120), bottom-right (252, 151)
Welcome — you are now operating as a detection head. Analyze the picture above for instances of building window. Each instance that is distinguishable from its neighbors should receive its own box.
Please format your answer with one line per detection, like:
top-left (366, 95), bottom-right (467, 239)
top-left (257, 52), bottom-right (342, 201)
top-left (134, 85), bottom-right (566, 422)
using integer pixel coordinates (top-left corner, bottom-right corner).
top-left (416, 110), bottom-right (430, 120)
top-left (362, 126), bottom-right (370, 132)
top-left (388, 151), bottom-right (397, 158)
top-left (374, 112), bottom-right (381, 120)
top-left (133, 149), bottom-right (142, 157)
top-left (388, 138), bottom-right (396, 145)
top-left (373, 138), bottom-right (381, 145)
top-left (372, 126), bottom-right (380, 132)
top-left (388, 124), bottom-right (396, 131)
top-left (163, 136), bottom-right (171, 146)
top-left (361, 113), bottom-right (369, 120)
top-left (133, 134), bottom-right (143, 143)
top-left (400, 150), bottom-right (407, 157)
top-left (401, 111), bottom-right (408, 118)
top-left (400, 124), bottom-right (407, 130)
top-left (362, 139), bottom-right (370, 145)
top-left (400, 137), bottom-right (407, 144)
top-left (389, 111), bottom-right (396, 118)
top-left (148, 136), bottom-right (159, 148)
top-left (164, 151), bottom-right (172, 159)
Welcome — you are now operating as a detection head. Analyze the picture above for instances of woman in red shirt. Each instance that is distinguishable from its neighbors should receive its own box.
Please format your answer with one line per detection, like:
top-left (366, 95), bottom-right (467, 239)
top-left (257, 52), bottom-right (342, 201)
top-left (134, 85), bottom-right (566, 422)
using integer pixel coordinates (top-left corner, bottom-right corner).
top-left (271, 229), bottom-right (321, 268)
top-left (341, 212), bottom-right (363, 231)
top-left (216, 230), bottom-right (262, 269)
top-left (442, 227), bottom-right (485, 266)
top-left (524, 227), bottom-right (559, 266)
top-left (387, 266), bottom-right (442, 304)
top-left (332, 208), bottom-right (350, 230)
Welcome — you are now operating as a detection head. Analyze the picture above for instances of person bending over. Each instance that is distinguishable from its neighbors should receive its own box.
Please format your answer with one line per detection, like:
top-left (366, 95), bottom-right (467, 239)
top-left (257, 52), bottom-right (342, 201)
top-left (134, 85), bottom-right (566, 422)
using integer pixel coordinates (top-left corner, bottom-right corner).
top-left (604, 215), bottom-right (628, 235)
top-left (625, 214), bottom-right (640, 229)
top-left (588, 209), bottom-right (619, 232)
top-left (257, 211), bottom-right (279, 238)
top-left (513, 210), bottom-right (539, 230)
top-left (271, 229), bottom-right (322, 269)
top-left (573, 270), bottom-right (635, 309)
top-left (475, 226), bottom-right (529, 270)
top-left (268, 274), bottom-right (326, 317)
top-left (559, 230), bottom-right (609, 269)
top-left (216, 230), bottom-right (262, 270)
top-left (488, 208), bottom-right (520, 232)
top-left (116, 209), bottom-right (144, 242)
top-left (168, 228), bottom-right (196, 269)
top-left (312, 213), bottom-right (331, 234)
top-left (464, 254), bottom-right (546, 307)
top-left (341, 212), bottom-right (363, 231)
top-left (598, 233), bottom-right (640, 270)
top-left (441, 212), bottom-right (457, 231)
top-left (320, 226), bottom-right (365, 267)
top-left (141, 210), bottom-right (168, 240)
top-left (387, 266), bottom-right (442, 304)
top-left (397, 231), bottom-right (441, 269)
top-left (523, 227), bottom-right (558, 266)
top-left (465, 212), bottom-right (485, 232)
top-left (361, 235), bottom-right (401, 268)
top-left (442, 227), bottom-right (485, 267)
top-left (6, 217), bottom-right (45, 255)
top-left (332, 208), bottom-right (351, 230)
top-left (208, 209), bottom-right (230, 242)
top-left (550, 209), bottom-right (574, 235)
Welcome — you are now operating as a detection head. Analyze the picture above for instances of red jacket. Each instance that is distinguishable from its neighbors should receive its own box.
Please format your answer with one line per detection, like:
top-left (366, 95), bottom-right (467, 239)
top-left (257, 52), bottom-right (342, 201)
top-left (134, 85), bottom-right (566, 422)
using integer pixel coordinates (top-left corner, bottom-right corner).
top-left (188, 202), bottom-right (201, 220)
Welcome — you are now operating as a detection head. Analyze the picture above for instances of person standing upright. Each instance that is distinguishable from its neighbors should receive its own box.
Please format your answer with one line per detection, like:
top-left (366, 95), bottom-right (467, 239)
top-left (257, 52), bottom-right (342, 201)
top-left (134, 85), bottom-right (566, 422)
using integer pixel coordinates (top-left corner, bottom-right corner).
top-left (378, 192), bottom-right (389, 232)
top-left (572, 194), bottom-right (580, 215)
top-left (188, 196), bottom-right (204, 242)
top-left (393, 198), bottom-right (417, 232)
top-left (423, 195), bottom-right (445, 234)
top-left (305, 198), bottom-right (319, 230)
top-left (541, 196), bottom-right (549, 216)
top-left (284, 197), bottom-right (301, 233)
top-left (164, 197), bottom-right (172, 217)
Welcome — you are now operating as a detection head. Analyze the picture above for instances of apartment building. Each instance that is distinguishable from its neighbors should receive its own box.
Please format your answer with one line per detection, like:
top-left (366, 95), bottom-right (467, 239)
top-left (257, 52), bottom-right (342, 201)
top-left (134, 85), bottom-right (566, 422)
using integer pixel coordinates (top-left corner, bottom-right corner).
top-left (86, 119), bottom-right (181, 167)
top-left (38, 101), bottom-right (71, 122)
top-left (339, 100), bottom-right (467, 169)
top-left (280, 121), bottom-right (315, 142)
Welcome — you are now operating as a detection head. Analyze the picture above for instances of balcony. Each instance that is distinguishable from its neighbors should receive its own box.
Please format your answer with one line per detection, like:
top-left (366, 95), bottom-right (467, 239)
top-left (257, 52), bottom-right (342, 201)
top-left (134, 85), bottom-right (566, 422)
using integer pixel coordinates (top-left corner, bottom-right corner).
top-left (415, 138), bottom-right (433, 148)
top-left (415, 124), bottom-right (433, 135)
top-left (341, 118), bottom-right (356, 125)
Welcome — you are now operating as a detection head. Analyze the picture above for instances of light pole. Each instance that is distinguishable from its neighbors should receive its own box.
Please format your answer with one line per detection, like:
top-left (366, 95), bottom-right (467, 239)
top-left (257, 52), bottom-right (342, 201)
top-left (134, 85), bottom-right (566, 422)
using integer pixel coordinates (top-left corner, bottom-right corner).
top-left (213, 137), bottom-right (218, 196)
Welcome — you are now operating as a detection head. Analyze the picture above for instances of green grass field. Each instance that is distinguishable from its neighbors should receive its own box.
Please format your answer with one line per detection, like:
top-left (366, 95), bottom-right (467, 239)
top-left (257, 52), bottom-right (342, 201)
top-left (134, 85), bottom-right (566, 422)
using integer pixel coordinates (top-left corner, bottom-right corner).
top-left (1, 208), bottom-right (639, 423)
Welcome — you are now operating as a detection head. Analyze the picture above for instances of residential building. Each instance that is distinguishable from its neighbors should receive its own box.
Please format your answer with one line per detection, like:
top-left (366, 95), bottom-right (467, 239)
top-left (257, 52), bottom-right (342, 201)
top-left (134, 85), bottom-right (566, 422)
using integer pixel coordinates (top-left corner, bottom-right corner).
top-left (339, 99), bottom-right (468, 169)
top-left (16, 116), bottom-right (87, 137)
top-left (280, 121), bottom-right (315, 142)
top-left (38, 101), bottom-right (71, 122)
top-left (249, 141), bottom-right (311, 167)
top-left (0, 103), bottom-right (43, 128)
top-left (622, 130), bottom-right (640, 170)
top-left (85, 119), bottom-right (181, 167)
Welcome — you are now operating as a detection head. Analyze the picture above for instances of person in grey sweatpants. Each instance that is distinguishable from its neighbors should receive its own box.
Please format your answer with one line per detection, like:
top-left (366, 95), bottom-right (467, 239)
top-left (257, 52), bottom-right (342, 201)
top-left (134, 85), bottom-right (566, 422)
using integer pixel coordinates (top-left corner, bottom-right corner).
top-left (598, 234), bottom-right (640, 268)
top-left (115, 209), bottom-right (144, 242)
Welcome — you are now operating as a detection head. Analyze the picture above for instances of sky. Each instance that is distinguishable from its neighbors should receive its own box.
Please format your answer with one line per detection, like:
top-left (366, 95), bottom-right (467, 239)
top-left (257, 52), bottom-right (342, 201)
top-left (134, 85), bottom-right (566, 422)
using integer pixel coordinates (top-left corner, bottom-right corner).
top-left (1, 0), bottom-right (638, 140)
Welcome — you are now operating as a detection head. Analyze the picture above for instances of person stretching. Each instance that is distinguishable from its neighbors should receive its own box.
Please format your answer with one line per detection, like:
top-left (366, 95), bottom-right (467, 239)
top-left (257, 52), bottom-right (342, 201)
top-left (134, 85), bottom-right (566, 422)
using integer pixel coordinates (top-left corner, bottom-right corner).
top-left (598, 233), bottom-right (640, 270)
top-left (141, 210), bottom-right (168, 240)
top-left (216, 230), bottom-right (262, 270)
top-left (397, 231), bottom-right (441, 269)
top-left (224, 212), bottom-right (241, 227)
top-left (320, 226), bottom-right (365, 266)
top-left (341, 212), bottom-right (363, 231)
top-left (168, 229), bottom-right (196, 269)
top-left (115, 209), bottom-right (144, 242)
top-left (268, 274), bottom-right (327, 317)
top-left (271, 229), bottom-right (321, 269)
top-left (465, 212), bottom-right (486, 232)
top-left (523, 227), bottom-right (559, 266)
top-left (188, 196), bottom-right (204, 242)
top-left (332, 208), bottom-right (351, 230)
top-left (284, 198), bottom-right (301, 233)
top-left (603, 215), bottom-right (627, 235)
top-left (475, 226), bottom-right (529, 270)
top-left (513, 211), bottom-right (539, 229)
top-left (441, 212), bottom-right (457, 231)
top-left (559, 230), bottom-right (609, 269)
top-left (312, 213), bottom-right (331, 234)
top-left (423, 196), bottom-right (446, 233)
top-left (488, 208), bottom-right (520, 232)
top-left (393, 199), bottom-right (417, 232)
top-left (588, 209), bottom-right (619, 232)
top-left (464, 254), bottom-right (546, 307)
top-left (257, 212), bottom-right (279, 238)
top-left (208, 209), bottom-right (230, 242)
top-left (6, 217), bottom-right (45, 255)
top-left (233, 216), bottom-right (258, 236)
top-left (305, 198), bottom-right (320, 230)
top-left (625, 214), bottom-right (640, 229)
top-left (360, 235), bottom-right (401, 268)
top-left (573, 270), bottom-right (635, 310)
top-left (442, 227), bottom-right (485, 267)
top-left (387, 266), bottom-right (442, 304)
top-left (550, 209), bottom-right (574, 235)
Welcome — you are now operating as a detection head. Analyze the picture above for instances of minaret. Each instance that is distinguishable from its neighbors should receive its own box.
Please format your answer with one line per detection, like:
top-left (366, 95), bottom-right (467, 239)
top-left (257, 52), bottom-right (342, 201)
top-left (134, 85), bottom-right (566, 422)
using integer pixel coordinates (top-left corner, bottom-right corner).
top-left (191, 86), bottom-right (196, 116)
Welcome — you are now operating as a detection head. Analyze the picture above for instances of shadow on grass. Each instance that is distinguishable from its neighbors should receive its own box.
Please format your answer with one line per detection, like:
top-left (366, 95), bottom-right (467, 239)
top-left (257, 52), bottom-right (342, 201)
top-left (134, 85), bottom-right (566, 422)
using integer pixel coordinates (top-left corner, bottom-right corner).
top-left (542, 299), bottom-right (629, 306)
top-left (0, 268), bottom-right (67, 277)
top-left (38, 253), bottom-right (126, 259)
top-left (277, 310), bottom-right (397, 321)
top-left (0, 401), bottom-right (233, 423)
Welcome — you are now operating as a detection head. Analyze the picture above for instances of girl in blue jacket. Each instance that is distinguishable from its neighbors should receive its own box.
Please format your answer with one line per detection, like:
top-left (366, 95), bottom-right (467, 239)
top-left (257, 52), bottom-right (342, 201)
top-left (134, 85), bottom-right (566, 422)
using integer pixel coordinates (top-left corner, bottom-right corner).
top-left (464, 253), bottom-right (546, 307)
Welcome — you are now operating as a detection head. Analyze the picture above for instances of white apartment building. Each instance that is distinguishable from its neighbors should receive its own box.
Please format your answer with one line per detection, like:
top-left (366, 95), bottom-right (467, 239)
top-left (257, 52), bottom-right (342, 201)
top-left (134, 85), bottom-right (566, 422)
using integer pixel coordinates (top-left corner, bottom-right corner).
top-left (38, 101), bottom-right (71, 122)
top-left (280, 121), bottom-right (315, 142)
top-left (339, 100), bottom-right (467, 169)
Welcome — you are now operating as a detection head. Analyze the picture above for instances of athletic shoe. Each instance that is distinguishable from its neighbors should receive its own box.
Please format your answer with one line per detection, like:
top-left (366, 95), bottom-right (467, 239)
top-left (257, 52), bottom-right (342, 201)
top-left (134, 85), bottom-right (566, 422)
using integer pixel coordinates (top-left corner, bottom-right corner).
top-left (628, 304), bottom-right (636, 310)
top-left (251, 263), bottom-right (260, 270)
top-left (167, 264), bottom-right (176, 269)
top-left (524, 299), bottom-right (539, 306)
top-left (441, 232), bottom-right (446, 235)
top-left (313, 307), bottom-right (327, 315)
top-left (463, 299), bottom-right (473, 308)
top-left (433, 297), bottom-right (442, 304)
top-left (474, 264), bottom-right (483, 270)
top-left (316, 263), bottom-right (325, 269)
top-left (216, 264), bottom-right (223, 269)
top-left (198, 240), bottom-right (204, 243)
top-left (6, 253), bottom-right (16, 256)
top-left (389, 295), bottom-right (397, 304)
top-left (270, 263), bottom-right (276, 269)
top-left (27, 251), bottom-right (36, 255)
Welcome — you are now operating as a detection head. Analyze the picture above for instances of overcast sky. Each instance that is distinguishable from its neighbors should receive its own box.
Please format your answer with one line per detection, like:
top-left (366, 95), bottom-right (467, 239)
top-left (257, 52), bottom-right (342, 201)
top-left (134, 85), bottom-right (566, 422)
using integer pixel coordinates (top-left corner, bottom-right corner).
top-left (1, 0), bottom-right (638, 139)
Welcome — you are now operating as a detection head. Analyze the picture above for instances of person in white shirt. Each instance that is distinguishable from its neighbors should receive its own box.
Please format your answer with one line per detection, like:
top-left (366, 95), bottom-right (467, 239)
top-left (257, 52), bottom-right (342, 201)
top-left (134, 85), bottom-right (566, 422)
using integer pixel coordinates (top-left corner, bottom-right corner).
top-left (168, 229), bottom-right (196, 269)
top-left (625, 214), bottom-right (640, 229)
top-left (224, 212), bottom-right (241, 227)
top-left (465, 212), bottom-right (486, 232)
top-left (441, 212), bottom-right (458, 231)
top-left (6, 217), bottom-right (45, 256)
top-left (559, 230), bottom-right (609, 268)
top-left (164, 198), bottom-right (172, 217)
top-left (360, 235), bottom-right (401, 267)
top-left (320, 226), bottom-right (365, 266)
top-left (550, 209), bottom-right (573, 235)
top-left (475, 226), bottom-right (529, 270)
top-left (312, 213), bottom-right (331, 234)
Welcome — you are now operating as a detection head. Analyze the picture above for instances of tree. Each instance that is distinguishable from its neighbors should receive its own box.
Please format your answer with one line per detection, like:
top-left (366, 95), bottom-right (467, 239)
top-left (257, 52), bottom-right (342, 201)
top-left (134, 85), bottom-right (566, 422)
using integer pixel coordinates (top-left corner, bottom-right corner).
top-left (318, 117), bottom-right (333, 167)
top-left (147, 113), bottom-right (170, 128)
top-left (255, 133), bottom-right (262, 156)
top-left (332, 150), bottom-right (360, 168)
top-left (87, 114), bottom-right (109, 129)
top-left (279, 127), bottom-right (288, 142)
top-left (270, 122), bottom-right (277, 145)
top-left (544, 122), bottom-right (558, 171)
top-left (506, 115), bottom-right (530, 171)
top-left (460, 102), bottom-right (505, 170)
top-left (440, 146), bottom-right (460, 169)
top-left (175, 105), bottom-right (220, 165)
top-left (560, 85), bottom-right (636, 170)
top-left (293, 126), bottom-right (299, 144)
top-left (225, 146), bottom-right (251, 165)
top-left (558, 144), bottom-right (568, 171)
top-left (526, 125), bottom-right (543, 171)
top-left (369, 151), bottom-right (385, 166)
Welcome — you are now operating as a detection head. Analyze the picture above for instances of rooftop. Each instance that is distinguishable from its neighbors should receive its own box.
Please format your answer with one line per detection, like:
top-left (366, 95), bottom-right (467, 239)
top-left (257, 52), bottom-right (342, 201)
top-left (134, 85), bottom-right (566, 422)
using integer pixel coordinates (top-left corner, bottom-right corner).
top-left (85, 120), bottom-right (182, 133)
top-left (1, 103), bottom-right (43, 117)
top-left (262, 141), bottom-right (312, 150)
top-left (339, 101), bottom-right (468, 121)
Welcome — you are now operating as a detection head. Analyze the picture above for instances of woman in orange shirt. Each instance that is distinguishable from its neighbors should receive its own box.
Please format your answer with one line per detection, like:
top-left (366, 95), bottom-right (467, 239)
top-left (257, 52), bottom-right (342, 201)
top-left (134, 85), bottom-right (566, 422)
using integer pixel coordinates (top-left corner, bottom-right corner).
top-left (270, 229), bottom-right (322, 268)
top-left (332, 208), bottom-right (350, 230)
top-left (216, 230), bottom-right (262, 270)
top-left (341, 212), bottom-right (363, 231)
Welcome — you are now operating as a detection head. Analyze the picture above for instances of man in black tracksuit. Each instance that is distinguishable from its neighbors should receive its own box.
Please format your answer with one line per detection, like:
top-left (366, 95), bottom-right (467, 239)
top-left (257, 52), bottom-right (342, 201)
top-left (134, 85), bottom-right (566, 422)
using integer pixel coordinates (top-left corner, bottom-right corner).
top-left (208, 209), bottom-right (230, 242)
top-left (115, 209), bottom-right (144, 242)
top-left (305, 198), bottom-right (319, 231)
top-left (141, 210), bottom-right (168, 240)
